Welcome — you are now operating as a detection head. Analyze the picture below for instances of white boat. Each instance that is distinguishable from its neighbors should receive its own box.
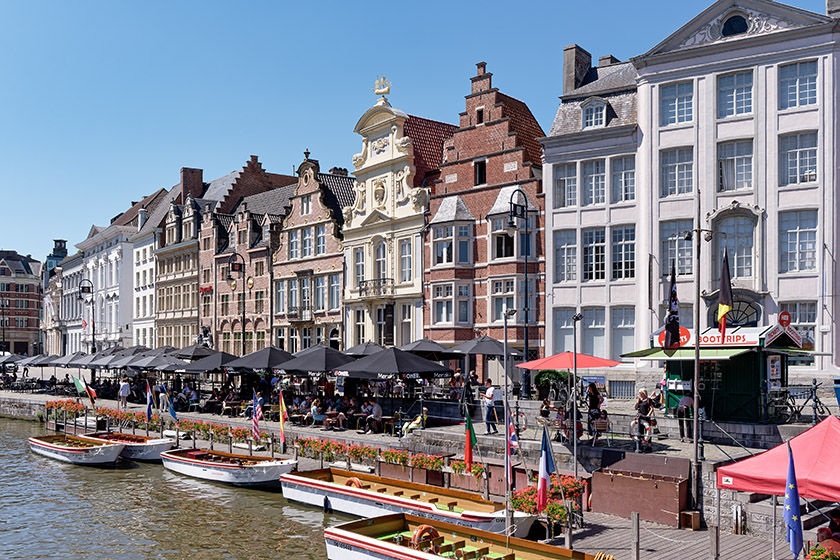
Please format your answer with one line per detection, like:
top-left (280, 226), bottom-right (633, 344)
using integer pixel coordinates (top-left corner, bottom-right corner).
top-left (28, 434), bottom-right (124, 466)
top-left (82, 431), bottom-right (174, 461)
top-left (324, 512), bottom-right (604, 560)
top-left (160, 448), bottom-right (297, 486)
top-left (280, 468), bottom-right (536, 538)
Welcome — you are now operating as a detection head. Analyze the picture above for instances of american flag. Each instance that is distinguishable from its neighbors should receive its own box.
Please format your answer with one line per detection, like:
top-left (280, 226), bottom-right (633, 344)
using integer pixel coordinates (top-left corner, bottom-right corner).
top-left (251, 390), bottom-right (263, 440)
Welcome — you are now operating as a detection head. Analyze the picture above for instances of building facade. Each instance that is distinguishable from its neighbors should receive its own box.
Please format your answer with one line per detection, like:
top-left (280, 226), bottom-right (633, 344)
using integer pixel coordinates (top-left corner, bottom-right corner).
top-left (543, 0), bottom-right (840, 386)
top-left (58, 252), bottom-right (85, 354)
top-left (425, 63), bottom-right (546, 385)
top-left (0, 251), bottom-right (42, 355)
top-left (342, 87), bottom-right (456, 349)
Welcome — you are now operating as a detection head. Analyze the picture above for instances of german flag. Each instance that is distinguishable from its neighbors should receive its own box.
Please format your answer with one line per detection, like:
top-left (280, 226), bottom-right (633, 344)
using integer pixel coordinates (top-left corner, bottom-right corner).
top-left (718, 249), bottom-right (733, 341)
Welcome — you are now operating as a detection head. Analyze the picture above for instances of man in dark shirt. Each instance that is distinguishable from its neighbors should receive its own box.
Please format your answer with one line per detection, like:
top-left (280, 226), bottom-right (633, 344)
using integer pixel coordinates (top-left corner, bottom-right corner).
top-left (677, 395), bottom-right (693, 442)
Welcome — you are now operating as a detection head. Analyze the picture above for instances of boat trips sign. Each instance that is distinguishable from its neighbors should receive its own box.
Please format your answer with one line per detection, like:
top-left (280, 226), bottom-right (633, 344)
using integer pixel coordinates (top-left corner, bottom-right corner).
top-left (657, 324), bottom-right (802, 348)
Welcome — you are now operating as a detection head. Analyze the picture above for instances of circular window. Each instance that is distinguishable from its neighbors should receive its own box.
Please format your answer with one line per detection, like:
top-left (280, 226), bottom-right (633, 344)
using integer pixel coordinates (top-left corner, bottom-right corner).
top-left (721, 15), bottom-right (748, 37)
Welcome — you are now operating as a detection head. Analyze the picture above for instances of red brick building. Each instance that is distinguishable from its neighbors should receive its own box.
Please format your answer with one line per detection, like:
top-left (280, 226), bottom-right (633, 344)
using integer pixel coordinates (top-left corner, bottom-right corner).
top-left (0, 251), bottom-right (42, 356)
top-left (424, 63), bottom-right (546, 388)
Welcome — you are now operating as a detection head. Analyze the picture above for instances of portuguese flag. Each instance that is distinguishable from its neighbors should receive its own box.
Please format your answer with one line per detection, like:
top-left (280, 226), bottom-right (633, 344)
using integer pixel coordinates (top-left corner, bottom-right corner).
top-left (465, 412), bottom-right (477, 469)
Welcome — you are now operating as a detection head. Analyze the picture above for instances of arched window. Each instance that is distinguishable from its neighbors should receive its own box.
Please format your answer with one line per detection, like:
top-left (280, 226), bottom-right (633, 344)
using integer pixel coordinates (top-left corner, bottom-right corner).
top-left (375, 242), bottom-right (387, 279)
top-left (721, 15), bottom-right (748, 37)
top-left (719, 216), bottom-right (754, 278)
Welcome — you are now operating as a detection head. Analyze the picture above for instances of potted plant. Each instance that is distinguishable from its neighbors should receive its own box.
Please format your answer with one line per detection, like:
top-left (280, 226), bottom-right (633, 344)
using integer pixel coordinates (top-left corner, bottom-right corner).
top-left (409, 453), bottom-right (445, 486)
top-left (807, 546), bottom-right (840, 560)
top-left (534, 369), bottom-right (569, 401)
top-left (379, 449), bottom-right (411, 481)
top-left (449, 460), bottom-right (485, 492)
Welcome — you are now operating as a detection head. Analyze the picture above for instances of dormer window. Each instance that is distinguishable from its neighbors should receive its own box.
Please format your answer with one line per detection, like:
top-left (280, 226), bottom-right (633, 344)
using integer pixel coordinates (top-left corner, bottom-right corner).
top-left (582, 99), bottom-right (606, 129)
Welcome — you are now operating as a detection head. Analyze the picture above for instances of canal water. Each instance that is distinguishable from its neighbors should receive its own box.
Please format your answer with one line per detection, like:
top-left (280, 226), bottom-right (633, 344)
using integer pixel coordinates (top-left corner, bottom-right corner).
top-left (1, 418), bottom-right (349, 559)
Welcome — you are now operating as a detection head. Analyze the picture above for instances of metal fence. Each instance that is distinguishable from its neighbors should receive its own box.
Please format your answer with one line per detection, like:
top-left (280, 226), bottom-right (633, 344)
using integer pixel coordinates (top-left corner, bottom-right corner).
top-left (609, 380), bottom-right (636, 399)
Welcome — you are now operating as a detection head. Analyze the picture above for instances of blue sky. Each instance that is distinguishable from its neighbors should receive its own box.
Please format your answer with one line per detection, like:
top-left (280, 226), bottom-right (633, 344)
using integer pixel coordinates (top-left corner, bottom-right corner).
top-left (0, 0), bottom-right (826, 262)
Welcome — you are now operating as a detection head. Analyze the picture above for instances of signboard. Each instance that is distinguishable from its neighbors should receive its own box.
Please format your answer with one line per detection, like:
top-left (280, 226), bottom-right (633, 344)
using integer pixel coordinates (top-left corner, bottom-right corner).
top-left (656, 327), bottom-right (691, 348)
top-left (581, 375), bottom-right (608, 402)
top-left (779, 311), bottom-right (791, 328)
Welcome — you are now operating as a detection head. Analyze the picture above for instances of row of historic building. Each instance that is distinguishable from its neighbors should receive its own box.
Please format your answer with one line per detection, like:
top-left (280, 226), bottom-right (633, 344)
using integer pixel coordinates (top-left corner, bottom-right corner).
top-left (38, 0), bottom-right (840, 386)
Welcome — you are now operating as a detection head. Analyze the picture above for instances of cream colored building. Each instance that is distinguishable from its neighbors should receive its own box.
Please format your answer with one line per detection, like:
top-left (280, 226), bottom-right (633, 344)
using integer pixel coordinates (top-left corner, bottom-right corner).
top-left (342, 87), bottom-right (456, 348)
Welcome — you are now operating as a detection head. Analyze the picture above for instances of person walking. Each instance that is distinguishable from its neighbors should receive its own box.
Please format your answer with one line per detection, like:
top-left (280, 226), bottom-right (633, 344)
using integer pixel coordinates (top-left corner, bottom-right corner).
top-left (482, 379), bottom-right (498, 435)
top-left (118, 377), bottom-right (130, 409)
top-left (676, 394), bottom-right (694, 442)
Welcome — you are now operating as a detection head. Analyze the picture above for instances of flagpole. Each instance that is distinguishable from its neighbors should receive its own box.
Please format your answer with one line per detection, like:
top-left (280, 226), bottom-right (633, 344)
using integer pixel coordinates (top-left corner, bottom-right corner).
top-left (693, 182), bottom-right (701, 513)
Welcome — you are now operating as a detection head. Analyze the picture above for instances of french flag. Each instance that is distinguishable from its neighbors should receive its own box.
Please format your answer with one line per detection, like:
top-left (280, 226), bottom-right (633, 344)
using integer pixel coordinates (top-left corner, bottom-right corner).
top-left (537, 424), bottom-right (556, 513)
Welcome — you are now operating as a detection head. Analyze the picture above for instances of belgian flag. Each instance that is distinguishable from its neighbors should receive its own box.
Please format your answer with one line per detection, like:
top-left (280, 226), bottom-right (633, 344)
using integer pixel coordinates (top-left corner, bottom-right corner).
top-left (718, 249), bottom-right (733, 341)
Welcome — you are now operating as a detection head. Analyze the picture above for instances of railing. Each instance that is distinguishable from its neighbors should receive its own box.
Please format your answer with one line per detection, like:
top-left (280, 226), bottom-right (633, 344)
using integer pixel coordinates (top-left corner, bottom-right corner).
top-left (359, 278), bottom-right (394, 298)
top-left (287, 305), bottom-right (312, 322)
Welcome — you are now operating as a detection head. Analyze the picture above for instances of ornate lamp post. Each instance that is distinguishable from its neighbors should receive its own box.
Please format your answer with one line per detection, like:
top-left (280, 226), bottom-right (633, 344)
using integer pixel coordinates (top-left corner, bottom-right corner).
top-left (78, 278), bottom-right (95, 383)
top-left (506, 188), bottom-right (535, 399)
top-left (226, 253), bottom-right (247, 356)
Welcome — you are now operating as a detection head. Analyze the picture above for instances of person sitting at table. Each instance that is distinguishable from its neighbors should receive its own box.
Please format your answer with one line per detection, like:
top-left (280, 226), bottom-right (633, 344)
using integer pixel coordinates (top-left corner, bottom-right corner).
top-left (203, 388), bottom-right (222, 414)
top-left (305, 398), bottom-right (326, 426)
top-left (402, 408), bottom-right (428, 436)
top-left (361, 400), bottom-right (383, 434)
top-left (449, 373), bottom-right (463, 401)
top-left (324, 400), bottom-right (347, 431)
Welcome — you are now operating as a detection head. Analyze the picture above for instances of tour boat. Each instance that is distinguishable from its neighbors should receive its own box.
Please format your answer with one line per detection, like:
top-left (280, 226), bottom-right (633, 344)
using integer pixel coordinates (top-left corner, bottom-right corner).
top-left (160, 448), bottom-right (297, 486)
top-left (28, 434), bottom-right (125, 466)
top-left (82, 431), bottom-right (174, 461)
top-left (280, 468), bottom-right (536, 538)
top-left (324, 512), bottom-right (605, 560)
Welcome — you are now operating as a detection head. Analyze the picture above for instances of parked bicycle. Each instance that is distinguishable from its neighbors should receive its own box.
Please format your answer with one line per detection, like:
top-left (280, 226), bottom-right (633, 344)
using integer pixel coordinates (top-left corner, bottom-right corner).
top-left (767, 379), bottom-right (830, 424)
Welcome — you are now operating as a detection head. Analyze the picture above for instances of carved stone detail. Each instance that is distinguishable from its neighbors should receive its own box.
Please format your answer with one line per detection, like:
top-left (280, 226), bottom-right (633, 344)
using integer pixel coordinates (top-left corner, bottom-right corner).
top-left (395, 135), bottom-right (412, 153)
top-left (678, 8), bottom-right (797, 49)
top-left (373, 178), bottom-right (387, 208)
top-left (411, 187), bottom-right (429, 210)
top-left (354, 180), bottom-right (367, 213)
top-left (372, 136), bottom-right (389, 155)
top-left (395, 166), bottom-right (412, 203)
top-left (352, 138), bottom-right (368, 169)
top-left (706, 200), bottom-right (765, 223)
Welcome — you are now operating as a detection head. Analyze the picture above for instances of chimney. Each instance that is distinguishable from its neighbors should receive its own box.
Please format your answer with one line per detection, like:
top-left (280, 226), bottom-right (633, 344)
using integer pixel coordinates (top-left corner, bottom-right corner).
top-left (137, 208), bottom-right (148, 231)
top-left (329, 167), bottom-right (348, 176)
top-left (563, 45), bottom-right (592, 94)
top-left (180, 167), bottom-right (204, 202)
top-left (471, 61), bottom-right (493, 95)
top-left (599, 54), bottom-right (620, 67)
top-left (829, 0), bottom-right (840, 18)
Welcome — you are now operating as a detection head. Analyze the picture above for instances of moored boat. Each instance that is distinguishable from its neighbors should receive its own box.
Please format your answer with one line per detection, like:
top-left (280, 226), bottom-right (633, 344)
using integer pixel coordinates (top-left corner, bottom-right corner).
top-left (324, 512), bottom-right (607, 560)
top-left (82, 431), bottom-right (174, 461)
top-left (160, 448), bottom-right (297, 486)
top-left (280, 468), bottom-right (536, 538)
top-left (28, 434), bottom-right (124, 466)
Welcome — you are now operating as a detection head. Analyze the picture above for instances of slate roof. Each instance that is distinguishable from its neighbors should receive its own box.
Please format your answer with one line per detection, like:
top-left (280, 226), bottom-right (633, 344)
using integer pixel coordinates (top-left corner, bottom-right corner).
top-left (549, 90), bottom-right (638, 137)
top-left (430, 195), bottom-right (475, 224)
top-left (235, 184), bottom-right (296, 216)
top-left (318, 172), bottom-right (356, 227)
top-left (563, 62), bottom-right (638, 99)
top-left (497, 92), bottom-right (545, 165)
top-left (404, 116), bottom-right (457, 188)
top-left (0, 251), bottom-right (38, 276)
top-left (111, 188), bottom-right (169, 228)
top-left (202, 171), bottom-right (241, 203)
top-left (130, 187), bottom-right (178, 241)
top-left (487, 185), bottom-right (537, 217)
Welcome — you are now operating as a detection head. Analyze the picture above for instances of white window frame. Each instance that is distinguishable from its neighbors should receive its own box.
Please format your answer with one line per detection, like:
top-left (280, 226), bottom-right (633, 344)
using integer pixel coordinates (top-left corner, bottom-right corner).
top-left (611, 156), bottom-right (635, 203)
top-left (491, 279), bottom-right (516, 322)
top-left (491, 218), bottom-right (514, 259)
top-left (660, 148), bottom-right (694, 197)
top-left (302, 228), bottom-right (312, 258)
top-left (456, 284), bottom-right (471, 324)
top-left (582, 160), bottom-right (606, 206)
top-left (779, 61), bottom-right (817, 110)
top-left (374, 242), bottom-right (387, 279)
top-left (719, 216), bottom-right (754, 278)
top-left (582, 101), bottom-right (605, 129)
top-left (660, 82), bottom-right (693, 126)
top-left (780, 132), bottom-right (818, 186)
top-left (554, 163), bottom-right (577, 208)
top-left (301, 195), bottom-right (312, 215)
top-left (315, 225), bottom-right (326, 255)
top-left (288, 230), bottom-right (299, 259)
top-left (780, 301), bottom-right (817, 365)
top-left (661, 220), bottom-right (693, 276)
top-left (433, 226), bottom-right (454, 266)
top-left (329, 274), bottom-right (340, 310)
top-left (780, 210), bottom-right (818, 273)
top-left (399, 240), bottom-right (412, 283)
top-left (354, 248), bottom-right (365, 287)
top-left (553, 230), bottom-right (576, 283)
top-left (457, 225), bottom-right (471, 265)
top-left (582, 229), bottom-right (606, 282)
top-left (315, 276), bottom-right (326, 311)
top-left (611, 226), bottom-right (635, 280)
top-left (718, 140), bottom-right (753, 192)
top-left (717, 71), bottom-right (753, 118)
top-left (275, 281), bottom-right (285, 314)
top-left (433, 284), bottom-right (454, 324)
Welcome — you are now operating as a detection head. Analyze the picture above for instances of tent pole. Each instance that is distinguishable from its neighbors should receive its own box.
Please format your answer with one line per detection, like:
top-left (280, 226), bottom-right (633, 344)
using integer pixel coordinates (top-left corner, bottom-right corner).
top-left (772, 494), bottom-right (776, 560)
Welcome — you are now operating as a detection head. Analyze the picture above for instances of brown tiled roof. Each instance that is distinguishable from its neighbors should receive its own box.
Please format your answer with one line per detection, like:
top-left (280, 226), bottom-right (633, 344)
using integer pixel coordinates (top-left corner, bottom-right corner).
top-left (497, 93), bottom-right (545, 166)
top-left (266, 173), bottom-right (298, 188)
top-left (404, 116), bottom-right (457, 188)
top-left (112, 188), bottom-right (170, 228)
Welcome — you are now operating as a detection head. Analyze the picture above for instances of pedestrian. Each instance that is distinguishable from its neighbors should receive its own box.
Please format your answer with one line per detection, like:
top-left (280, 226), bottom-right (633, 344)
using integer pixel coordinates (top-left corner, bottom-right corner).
top-left (676, 394), bottom-right (694, 442)
top-left (482, 379), bottom-right (498, 435)
top-left (118, 377), bottom-right (130, 409)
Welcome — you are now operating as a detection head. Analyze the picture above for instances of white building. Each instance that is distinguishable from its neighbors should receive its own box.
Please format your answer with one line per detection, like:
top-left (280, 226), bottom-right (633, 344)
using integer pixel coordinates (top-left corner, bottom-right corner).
top-left (59, 252), bottom-right (86, 354)
top-left (542, 0), bottom-right (840, 388)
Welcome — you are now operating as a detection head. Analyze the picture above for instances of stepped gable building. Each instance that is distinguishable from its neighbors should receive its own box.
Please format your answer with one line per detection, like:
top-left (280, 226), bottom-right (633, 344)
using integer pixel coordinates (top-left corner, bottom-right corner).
top-left (198, 156), bottom-right (297, 356)
top-left (542, 0), bottom-right (840, 392)
top-left (272, 152), bottom-right (355, 352)
top-left (425, 62), bottom-right (546, 387)
top-left (76, 190), bottom-right (169, 353)
top-left (0, 251), bottom-right (42, 355)
top-left (342, 82), bottom-right (456, 349)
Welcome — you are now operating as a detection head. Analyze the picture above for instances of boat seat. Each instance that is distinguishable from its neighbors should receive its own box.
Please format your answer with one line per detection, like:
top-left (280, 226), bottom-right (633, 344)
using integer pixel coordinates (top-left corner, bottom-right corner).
top-left (446, 501), bottom-right (458, 510)
top-left (427, 497), bottom-right (438, 504)
top-left (376, 487), bottom-right (388, 493)
top-left (360, 484), bottom-right (371, 489)
top-left (409, 494), bottom-right (421, 500)
top-left (394, 491), bottom-right (404, 496)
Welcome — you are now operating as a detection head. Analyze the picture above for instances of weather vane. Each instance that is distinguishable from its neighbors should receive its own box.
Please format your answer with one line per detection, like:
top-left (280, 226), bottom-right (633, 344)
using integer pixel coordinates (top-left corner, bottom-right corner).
top-left (374, 76), bottom-right (391, 97)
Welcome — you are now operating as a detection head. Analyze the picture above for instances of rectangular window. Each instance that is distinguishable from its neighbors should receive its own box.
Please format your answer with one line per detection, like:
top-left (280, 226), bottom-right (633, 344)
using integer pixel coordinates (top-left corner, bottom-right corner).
top-left (302, 228), bottom-right (312, 257)
top-left (718, 140), bottom-right (753, 191)
top-left (354, 309), bottom-right (365, 345)
top-left (399, 240), bottom-right (412, 283)
top-left (433, 285), bottom-right (453, 324)
top-left (315, 225), bottom-right (326, 255)
top-left (780, 61), bottom-right (817, 110)
top-left (780, 210), bottom-right (818, 273)
top-left (202, 295), bottom-right (211, 317)
top-left (457, 285), bottom-right (471, 324)
top-left (780, 301), bottom-right (816, 365)
top-left (492, 279), bottom-right (516, 322)
top-left (202, 268), bottom-right (211, 283)
top-left (354, 248), bottom-right (365, 287)
top-left (611, 226), bottom-right (635, 280)
top-left (220, 294), bottom-right (229, 316)
top-left (611, 156), bottom-right (635, 202)
top-left (552, 308), bottom-right (576, 354)
top-left (255, 260), bottom-right (264, 277)
top-left (288, 279), bottom-right (298, 310)
top-left (582, 160), bottom-right (606, 206)
top-left (300, 278), bottom-right (311, 310)
top-left (582, 229), bottom-right (606, 281)
top-left (203, 237), bottom-right (210, 250)
top-left (780, 133), bottom-right (817, 186)
top-left (457, 225), bottom-right (471, 264)
top-left (582, 307), bottom-right (606, 358)
top-left (720, 217), bottom-right (754, 278)
top-left (288, 231), bottom-right (299, 259)
top-left (554, 163), bottom-right (577, 208)
top-left (434, 226), bottom-right (454, 265)
top-left (329, 274), bottom-right (340, 310)
top-left (256, 331), bottom-right (266, 351)
top-left (660, 82), bottom-right (693, 126)
top-left (661, 220), bottom-right (693, 275)
top-left (553, 230), bottom-right (576, 283)
top-left (255, 291), bottom-right (264, 314)
top-left (474, 161), bottom-right (486, 185)
top-left (301, 195), bottom-right (312, 215)
top-left (492, 218), bottom-right (514, 258)
top-left (583, 104), bottom-right (605, 129)
top-left (275, 281), bottom-right (285, 314)
top-left (315, 276), bottom-right (326, 311)
top-left (238, 229), bottom-right (247, 245)
top-left (661, 148), bottom-right (693, 197)
top-left (476, 108), bottom-right (484, 124)
top-left (611, 306), bottom-right (635, 361)
top-left (718, 71), bottom-right (753, 118)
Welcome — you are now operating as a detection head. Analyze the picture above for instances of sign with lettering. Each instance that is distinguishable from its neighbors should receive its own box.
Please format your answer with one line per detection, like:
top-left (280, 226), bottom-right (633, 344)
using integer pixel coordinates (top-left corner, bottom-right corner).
top-left (656, 326), bottom-right (691, 348)
top-left (779, 311), bottom-right (791, 328)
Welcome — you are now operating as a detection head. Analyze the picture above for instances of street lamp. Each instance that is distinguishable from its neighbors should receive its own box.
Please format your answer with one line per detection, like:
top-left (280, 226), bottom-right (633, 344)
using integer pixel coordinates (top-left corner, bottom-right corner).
top-left (506, 187), bottom-right (534, 399)
top-left (502, 304), bottom-right (517, 534)
top-left (78, 278), bottom-right (95, 383)
top-left (226, 253), bottom-right (247, 356)
top-left (0, 298), bottom-right (7, 354)
top-left (572, 311), bottom-right (583, 478)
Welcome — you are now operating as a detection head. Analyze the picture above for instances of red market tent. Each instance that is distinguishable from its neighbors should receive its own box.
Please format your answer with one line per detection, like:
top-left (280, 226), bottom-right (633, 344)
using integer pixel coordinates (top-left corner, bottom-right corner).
top-left (515, 351), bottom-right (622, 370)
top-left (716, 415), bottom-right (840, 501)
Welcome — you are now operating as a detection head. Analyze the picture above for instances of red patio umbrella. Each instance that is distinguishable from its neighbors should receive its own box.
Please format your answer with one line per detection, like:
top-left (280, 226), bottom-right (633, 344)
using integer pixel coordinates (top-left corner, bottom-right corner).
top-left (515, 351), bottom-right (621, 370)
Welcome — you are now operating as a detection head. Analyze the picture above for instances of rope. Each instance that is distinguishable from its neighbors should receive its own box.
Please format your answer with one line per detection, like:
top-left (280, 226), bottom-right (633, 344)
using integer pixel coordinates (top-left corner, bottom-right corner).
top-left (641, 526), bottom-right (707, 544)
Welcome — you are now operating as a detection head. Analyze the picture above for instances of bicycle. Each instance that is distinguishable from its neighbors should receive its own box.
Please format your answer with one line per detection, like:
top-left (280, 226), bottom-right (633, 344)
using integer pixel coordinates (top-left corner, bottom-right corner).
top-left (767, 381), bottom-right (830, 424)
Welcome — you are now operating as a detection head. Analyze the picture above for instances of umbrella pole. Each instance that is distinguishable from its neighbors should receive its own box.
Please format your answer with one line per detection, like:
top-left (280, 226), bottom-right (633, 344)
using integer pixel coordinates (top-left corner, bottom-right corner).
top-left (771, 494), bottom-right (776, 560)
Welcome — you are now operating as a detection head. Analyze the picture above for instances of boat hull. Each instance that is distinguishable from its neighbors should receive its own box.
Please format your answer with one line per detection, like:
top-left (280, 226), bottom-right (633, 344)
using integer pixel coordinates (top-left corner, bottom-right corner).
top-left (82, 432), bottom-right (174, 461)
top-left (28, 437), bottom-right (124, 466)
top-left (280, 473), bottom-right (533, 537)
top-left (160, 451), bottom-right (297, 486)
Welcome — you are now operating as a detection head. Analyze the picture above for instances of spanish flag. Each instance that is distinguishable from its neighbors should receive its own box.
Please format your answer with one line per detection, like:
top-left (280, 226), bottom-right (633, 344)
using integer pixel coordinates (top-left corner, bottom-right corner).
top-left (718, 249), bottom-right (733, 341)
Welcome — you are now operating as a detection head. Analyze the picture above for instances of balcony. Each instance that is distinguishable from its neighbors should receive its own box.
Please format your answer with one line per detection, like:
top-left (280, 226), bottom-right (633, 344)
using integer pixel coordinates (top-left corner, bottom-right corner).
top-left (359, 278), bottom-right (394, 299)
top-left (287, 305), bottom-right (312, 322)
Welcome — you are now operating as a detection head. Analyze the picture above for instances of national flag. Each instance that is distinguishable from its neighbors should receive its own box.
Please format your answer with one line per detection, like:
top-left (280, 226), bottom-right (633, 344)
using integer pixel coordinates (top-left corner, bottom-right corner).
top-left (276, 389), bottom-right (289, 444)
top-left (505, 411), bottom-right (519, 491)
top-left (537, 424), bottom-right (557, 513)
top-left (664, 261), bottom-right (681, 349)
top-left (718, 249), bottom-right (733, 341)
top-left (464, 412), bottom-right (477, 469)
top-left (783, 443), bottom-right (803, 559)
top-left (160, 385), bottom-right (177, 422)
top-left (145, 380), bottom-right (154, 422)
top-left (72, 375), bottom-right (96, 409)
top-left (251, 390), bottom-right (263, 440)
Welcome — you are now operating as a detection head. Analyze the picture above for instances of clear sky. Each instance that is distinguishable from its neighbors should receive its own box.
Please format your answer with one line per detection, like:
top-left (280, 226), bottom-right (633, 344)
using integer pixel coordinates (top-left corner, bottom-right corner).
top-left (0, 0), bottom-right (827, 263)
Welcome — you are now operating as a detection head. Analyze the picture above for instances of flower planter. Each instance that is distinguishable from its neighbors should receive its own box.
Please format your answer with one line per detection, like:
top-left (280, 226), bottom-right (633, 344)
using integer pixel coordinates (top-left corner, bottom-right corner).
top-left (487, 465), bottom-right (529, 496)
top-left (449, 472), bottom-right (482, 493)
top-left (379, 462), bottom-right (411, 481)
top-left (410, 467), bottom-right (443, 487)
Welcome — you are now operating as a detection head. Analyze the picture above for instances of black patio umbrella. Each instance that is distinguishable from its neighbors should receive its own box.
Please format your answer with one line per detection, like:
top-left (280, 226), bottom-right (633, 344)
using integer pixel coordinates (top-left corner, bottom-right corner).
top-left (115, 346), bottom-right (177, 369)
top-left (51, 351), bottom-right (86, 367)
top-left (276, 344), bottom-right (355, 376)
top-left (131, 354), bottom-right (188, 371)
top-left (16, 355), bottom-right (44, 367)
top-left (181, 351), bottom-right (239, 374)
top-left (90, 346), bottom-right (148, 369)
top-left (399, 338), bottom-right (462, 361)
top-left (172, 343), bottom-right (218, 360)
top-left (69, 352), bottom-right (101, 367)
top-left (224, 346), bottom-right (295, 374)
top-left (450, 335), bottom-right (523, 357)
top-left (0, 354), bottom-right (23, 365)
top-left (345, 340), bottom-right (386, 357)
top-left (336, 348), bottom-right (451, 380)
top-left (31, 354), bottom-right (59, 367)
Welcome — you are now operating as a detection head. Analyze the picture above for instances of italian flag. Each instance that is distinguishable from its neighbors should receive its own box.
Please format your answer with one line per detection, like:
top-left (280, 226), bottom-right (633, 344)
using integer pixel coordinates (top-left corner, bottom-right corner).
top-left (465, 413), bottom-right (477, 469)
top-left (537, 425), bottom-right (556, 513)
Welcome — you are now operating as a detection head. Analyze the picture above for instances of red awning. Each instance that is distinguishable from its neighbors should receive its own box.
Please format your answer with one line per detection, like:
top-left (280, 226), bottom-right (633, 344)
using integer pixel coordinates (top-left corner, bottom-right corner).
top-left (516, 351), bottom-right (622, 370)
top-left (716, 415), bottom-right (840, 501)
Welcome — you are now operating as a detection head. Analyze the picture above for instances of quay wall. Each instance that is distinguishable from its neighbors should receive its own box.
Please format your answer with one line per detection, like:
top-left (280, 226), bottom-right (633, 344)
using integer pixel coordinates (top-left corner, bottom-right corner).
top-left (0, 397), bottom-right (44, 421)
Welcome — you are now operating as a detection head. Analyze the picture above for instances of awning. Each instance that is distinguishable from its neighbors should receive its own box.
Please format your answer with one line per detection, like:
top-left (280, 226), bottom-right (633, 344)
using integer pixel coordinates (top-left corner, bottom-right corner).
top-left (621, 347), bottom-right (754, 361)
top-left (762, 348), bottom-right (831, 357)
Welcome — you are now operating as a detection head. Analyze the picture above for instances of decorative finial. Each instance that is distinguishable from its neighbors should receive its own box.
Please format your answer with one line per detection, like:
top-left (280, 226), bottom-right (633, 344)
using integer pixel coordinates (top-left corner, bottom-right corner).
top-left (374, 76), bottom-right (391, 98)
top-left (304, 149), bottom-right (310, 160)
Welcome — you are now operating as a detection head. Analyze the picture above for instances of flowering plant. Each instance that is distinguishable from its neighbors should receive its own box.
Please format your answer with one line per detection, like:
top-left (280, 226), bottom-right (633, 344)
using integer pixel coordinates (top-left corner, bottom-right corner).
top-left (409, 453), bottom-right (444, 471)
top-left (381, 448), bottom-right (409, 466)
top-left (46, 399), bottom-right (85, 415)
top-left (808, 547), bottom-right (840, 560)
top-left (510, 474), bottom-right (584, 522)
top-left (450, 460), bottom-right (485, 478)
top-left (347, 443), bottom-right (378, 464)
